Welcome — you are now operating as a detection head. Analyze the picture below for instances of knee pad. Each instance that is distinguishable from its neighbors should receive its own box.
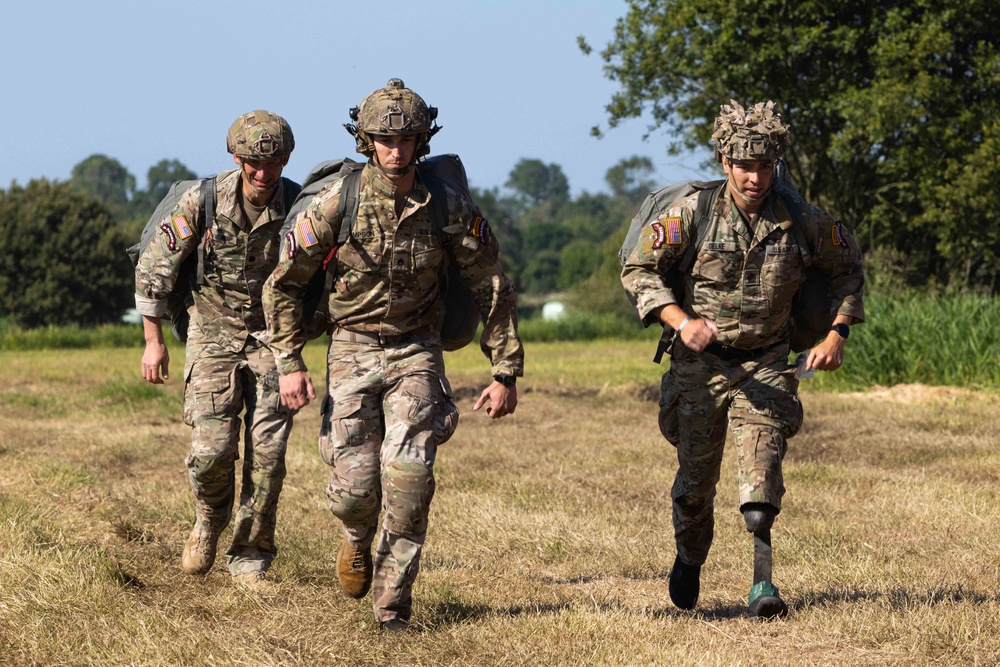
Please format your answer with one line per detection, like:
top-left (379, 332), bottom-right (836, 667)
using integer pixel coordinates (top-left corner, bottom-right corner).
top-left (382, 461), bottom-right (435, 536)
top-left (326, 479), bottom-right (381, 525)
top-left (742, 503), bottom-right (777, 535)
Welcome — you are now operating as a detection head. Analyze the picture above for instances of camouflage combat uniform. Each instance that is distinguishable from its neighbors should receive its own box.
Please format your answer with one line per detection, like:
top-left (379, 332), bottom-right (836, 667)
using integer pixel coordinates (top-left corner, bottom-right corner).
top-left (264, 162), bottom-right (522, 623)
top-left (135, 168), bottom-right (298, 575)
top-left (621, 186), bottom-right (864, 566)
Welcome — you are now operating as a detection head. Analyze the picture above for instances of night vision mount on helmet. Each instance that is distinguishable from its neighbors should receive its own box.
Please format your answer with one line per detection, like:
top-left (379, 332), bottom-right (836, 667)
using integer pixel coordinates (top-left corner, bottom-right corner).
top-left (344, 78), bottom-right (442, 160)
top-left (227, 110), bottom-right (295, 161)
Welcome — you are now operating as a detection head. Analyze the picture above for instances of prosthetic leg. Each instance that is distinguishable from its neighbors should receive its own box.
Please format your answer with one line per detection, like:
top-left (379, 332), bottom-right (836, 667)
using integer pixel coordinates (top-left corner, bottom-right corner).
top-left (742, 503), bottom-right (788, 619)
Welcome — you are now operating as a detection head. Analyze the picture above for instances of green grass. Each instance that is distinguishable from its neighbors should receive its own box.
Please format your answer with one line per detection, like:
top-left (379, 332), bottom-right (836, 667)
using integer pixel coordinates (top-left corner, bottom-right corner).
top-left (6, 289), bottom-right (1000, 391)
top-left (0, 322), bottom-right (145, 350)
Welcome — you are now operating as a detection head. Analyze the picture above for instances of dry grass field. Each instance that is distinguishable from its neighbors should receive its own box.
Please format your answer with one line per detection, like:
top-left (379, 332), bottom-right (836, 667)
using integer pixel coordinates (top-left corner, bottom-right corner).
top-left (1, 340), bottom-right (1000, 666)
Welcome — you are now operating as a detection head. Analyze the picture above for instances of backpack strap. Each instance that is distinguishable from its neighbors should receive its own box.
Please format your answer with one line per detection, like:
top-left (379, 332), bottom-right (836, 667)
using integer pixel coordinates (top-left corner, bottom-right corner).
top-left (195, 176), bottom-right (217, 287)
top-left (772, 188), bottom-right (812, 267)
top-left (652, 183), bottom-right (725, 363)
top-left (282, 177), bottom-right (303, 209)
top-left (315, 164), bottom-right (365, 301)
top-left (419, 172), bottom-right (449, 233)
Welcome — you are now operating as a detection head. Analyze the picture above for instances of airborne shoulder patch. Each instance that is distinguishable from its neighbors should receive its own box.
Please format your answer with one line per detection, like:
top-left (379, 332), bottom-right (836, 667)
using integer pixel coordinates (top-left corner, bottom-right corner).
top-left (297, 216), bottom-right (319, 248)
top-left (832, 221), bottom-right (849, 248)
top-left (467, 215), bottom-right (493, 246)
top-left (172, 214), bottom-right (193, 240)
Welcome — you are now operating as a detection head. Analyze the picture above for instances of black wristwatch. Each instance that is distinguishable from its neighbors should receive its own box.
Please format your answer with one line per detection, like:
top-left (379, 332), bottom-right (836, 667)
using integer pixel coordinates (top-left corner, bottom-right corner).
top-left (830, 323), bottom-right (850, 340)
top-left (494, 375), bottom-right (516, 388)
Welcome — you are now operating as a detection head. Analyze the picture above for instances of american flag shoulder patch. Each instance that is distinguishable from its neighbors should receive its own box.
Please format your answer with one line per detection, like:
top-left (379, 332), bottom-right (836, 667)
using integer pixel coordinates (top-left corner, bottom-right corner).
top-left (664, 217), bottom-right (683, 245)
top-left (297, 217), bottom-right (319, 248)
top-left (172, 214), bottom-right (193, 240)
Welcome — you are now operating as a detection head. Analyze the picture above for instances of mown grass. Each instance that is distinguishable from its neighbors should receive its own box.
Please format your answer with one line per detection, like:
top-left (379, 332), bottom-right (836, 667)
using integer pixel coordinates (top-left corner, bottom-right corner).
top-left (2, 342), bottom-right (1000, 665)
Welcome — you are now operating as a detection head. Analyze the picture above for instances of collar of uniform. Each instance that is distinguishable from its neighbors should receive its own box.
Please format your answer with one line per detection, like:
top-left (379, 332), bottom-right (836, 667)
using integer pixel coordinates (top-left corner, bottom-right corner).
top-left (363, 162), bottom-right (431, 207)
top-left (215, 169), bottom-right (243, 226)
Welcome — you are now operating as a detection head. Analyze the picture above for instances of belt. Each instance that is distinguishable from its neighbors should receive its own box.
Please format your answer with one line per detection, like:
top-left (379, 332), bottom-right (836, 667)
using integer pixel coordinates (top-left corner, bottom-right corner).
top-left (702, 342), bottom-right (781, 363)
top-left (330, 326), bottom-right (433, 346)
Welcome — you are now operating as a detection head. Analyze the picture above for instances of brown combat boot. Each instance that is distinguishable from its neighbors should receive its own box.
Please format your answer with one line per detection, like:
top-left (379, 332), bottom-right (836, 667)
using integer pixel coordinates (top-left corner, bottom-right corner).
top-left (180, 523), bottom-right (220, 575)
top-left (336, 537), bottom-right (372, 598)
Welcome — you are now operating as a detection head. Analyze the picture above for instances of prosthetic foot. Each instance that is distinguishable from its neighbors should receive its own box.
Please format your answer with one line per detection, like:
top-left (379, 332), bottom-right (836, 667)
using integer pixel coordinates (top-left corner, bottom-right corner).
top-left (743, 504), bottom-right (788, 620)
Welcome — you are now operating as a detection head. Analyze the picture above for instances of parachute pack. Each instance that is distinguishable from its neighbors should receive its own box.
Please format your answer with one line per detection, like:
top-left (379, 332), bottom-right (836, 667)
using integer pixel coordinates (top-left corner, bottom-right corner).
top-left (127, 176), bottom-right (300, 343)
top-left (282, 154), bottom-right (480, 351)
top-left (619, 177), bottom-right (835, 361)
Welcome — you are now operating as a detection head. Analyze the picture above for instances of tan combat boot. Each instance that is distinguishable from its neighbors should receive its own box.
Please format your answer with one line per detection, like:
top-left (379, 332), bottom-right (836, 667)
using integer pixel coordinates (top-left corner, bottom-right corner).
top-left (336, 537), bottom-right (373, 598)
top-left (180, 523), bottom-right (220, 575)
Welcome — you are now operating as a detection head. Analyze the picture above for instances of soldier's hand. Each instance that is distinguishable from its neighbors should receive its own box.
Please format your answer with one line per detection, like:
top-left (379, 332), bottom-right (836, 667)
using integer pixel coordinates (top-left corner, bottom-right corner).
top-left (806, 331), bottom-right (845, 372)
top-left (279, 371), bottom-right (316, 411)
top-left (473, 381), bottom-right (517, 419)
top-left (141, 342), bottom-right (170, 384)
top-left (680, 318), bottom-right (719, 353)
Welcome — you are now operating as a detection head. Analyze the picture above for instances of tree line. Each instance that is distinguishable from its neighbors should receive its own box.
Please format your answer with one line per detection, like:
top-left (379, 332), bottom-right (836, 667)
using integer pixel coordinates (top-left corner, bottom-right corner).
top-left (0, 154), bottom-right (651, 328)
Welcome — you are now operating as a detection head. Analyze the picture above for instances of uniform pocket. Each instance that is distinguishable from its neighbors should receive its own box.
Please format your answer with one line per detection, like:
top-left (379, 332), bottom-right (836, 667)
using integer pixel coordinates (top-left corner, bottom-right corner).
top-left (657, 371), bottom-right (681, 446)
top-left (183, 373), bottom-right (232, 426)
top-left (761, 251), bottom-right (805, 309)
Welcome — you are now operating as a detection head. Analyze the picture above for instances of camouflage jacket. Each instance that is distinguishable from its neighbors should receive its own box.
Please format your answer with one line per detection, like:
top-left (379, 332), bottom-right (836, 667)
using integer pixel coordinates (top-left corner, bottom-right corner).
top-left (621, 186), bottom-right (865, 349)
top-left (134, 169), bottom-right (296, 352)
top-left (263, 162), bottom-right (524, 377)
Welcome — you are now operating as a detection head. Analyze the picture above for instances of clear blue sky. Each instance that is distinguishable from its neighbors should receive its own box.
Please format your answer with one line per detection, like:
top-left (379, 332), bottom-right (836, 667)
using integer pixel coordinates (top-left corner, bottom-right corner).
top-left (3, 0), bottom-right (714, 197)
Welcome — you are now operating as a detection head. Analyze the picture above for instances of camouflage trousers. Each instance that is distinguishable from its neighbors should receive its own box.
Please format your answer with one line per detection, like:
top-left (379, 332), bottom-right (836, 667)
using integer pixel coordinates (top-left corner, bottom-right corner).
top-left (183, 328), bottom-right (294, 575)
top-left (319, 333), bottom-right (459, 623)
top-left (658, 343), bottom-right (803, 566)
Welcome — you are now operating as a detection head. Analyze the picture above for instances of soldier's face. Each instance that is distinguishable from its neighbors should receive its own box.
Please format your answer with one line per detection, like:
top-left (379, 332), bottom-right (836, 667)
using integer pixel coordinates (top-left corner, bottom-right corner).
top-left (724, 158), bottom-right (774, 204)
top-left (235, 156), bottom-right (286, 204)
top-left (372, 134), bottom-right (418, 175)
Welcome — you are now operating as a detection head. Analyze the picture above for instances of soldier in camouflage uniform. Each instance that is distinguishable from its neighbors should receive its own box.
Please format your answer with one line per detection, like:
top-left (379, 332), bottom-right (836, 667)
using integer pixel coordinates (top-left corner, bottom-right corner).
top-left (621, 100), bottom-right (865, 618)
top-left (263, 79), bottom-right (523, 632)
top-left (136, 110), bottom-right (300, 586)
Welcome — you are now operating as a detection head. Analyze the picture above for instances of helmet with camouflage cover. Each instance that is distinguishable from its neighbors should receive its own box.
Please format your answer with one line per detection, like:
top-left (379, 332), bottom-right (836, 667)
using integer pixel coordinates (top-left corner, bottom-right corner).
top-left (226, 110), bottom-right (295, 161)
top-left (711, 100), bottom-right (788, 162)
top-left (344, 78), bottom-right (441, 160)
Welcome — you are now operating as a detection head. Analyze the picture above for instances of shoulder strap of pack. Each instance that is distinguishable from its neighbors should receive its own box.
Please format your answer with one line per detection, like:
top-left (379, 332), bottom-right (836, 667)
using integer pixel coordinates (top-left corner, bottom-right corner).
top-left (773, 188), bottom-right (812, 268)
top-left (282, 177), bottom-right (303, 210)
top-left (420, 173), bottom-right (449, 232)
top-left (678, 183), bottom-right (726, 273)
top-left (652, 183), bottom-right (725, 365)
top-left (195, 176), bottom-right (216, 286)
top-left (314, 164), bottom-right (366, 303)
top-left (334, 166), bottom-right (363, 250)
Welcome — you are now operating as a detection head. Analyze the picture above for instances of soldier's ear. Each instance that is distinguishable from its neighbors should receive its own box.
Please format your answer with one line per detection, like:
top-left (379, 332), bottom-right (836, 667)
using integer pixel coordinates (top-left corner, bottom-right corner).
top-left (234, 155), bottom-right (243, 167)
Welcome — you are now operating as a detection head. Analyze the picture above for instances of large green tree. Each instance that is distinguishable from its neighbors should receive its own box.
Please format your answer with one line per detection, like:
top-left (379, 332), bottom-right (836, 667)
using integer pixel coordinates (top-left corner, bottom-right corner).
top-left (504, 159), bottom-right (570, 213)
top-left (583, 0), bottom-right (1000, 288)
top-left (141, 159), bottom-right (198, 213)
top-left (0, 179), bottom-right (132, 327)
top-left (70, 154), bottom-right (137, 222)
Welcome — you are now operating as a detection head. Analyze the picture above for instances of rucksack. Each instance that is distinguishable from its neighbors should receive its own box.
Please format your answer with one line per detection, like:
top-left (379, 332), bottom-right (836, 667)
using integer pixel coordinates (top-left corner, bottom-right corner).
top-left (282, 155), bottom-right (480, 351)
top-left (619, 179), bottom-right (834, 361)
top-left (127, 175), bottom-right (300, 343)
